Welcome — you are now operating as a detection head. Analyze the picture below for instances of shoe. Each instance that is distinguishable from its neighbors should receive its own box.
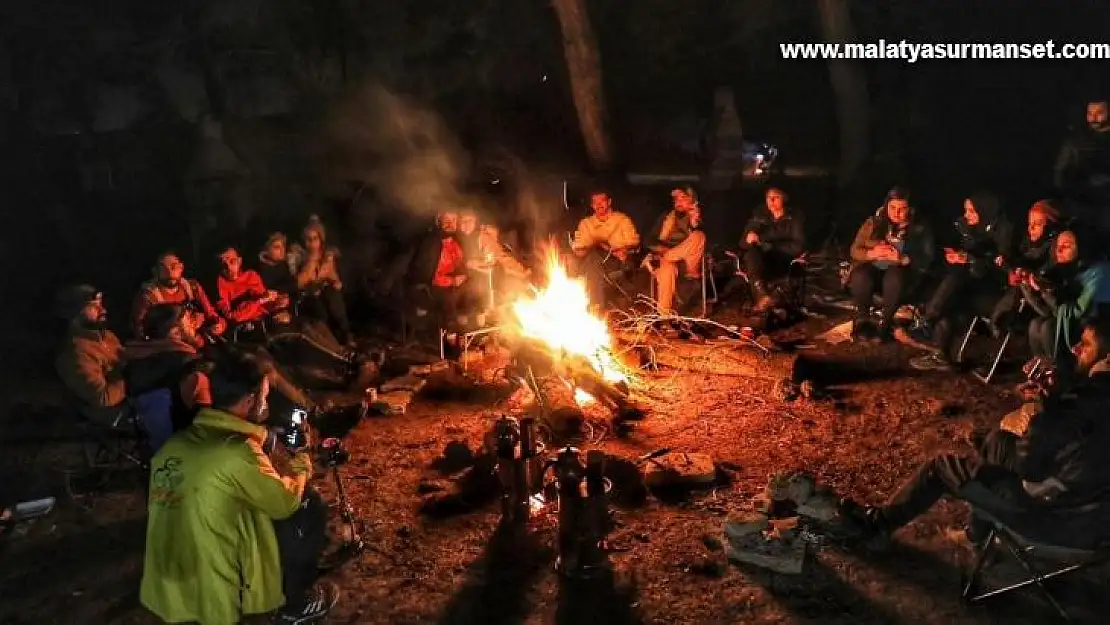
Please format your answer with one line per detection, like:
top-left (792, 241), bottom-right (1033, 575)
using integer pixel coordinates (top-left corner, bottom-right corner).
top-left (850, 318), bottom-right (874, 342)
top-left (909, 352), bottom-right (952, 372)
top-left (276, 581), bottom-right (339, 624)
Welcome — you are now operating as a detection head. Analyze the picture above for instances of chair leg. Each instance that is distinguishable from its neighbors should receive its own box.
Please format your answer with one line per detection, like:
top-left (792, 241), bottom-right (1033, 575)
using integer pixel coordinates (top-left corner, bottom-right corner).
top-left (962, 526), bottom-right (997, 601)
top-left (439, 328), bottom-right (446, 360)
top-left (956, 317), bottom-right (979, 364)
top-left (1002, 539), bottom-right (1072, 622)
top-left (973, 331), bottom-right (1012, 384)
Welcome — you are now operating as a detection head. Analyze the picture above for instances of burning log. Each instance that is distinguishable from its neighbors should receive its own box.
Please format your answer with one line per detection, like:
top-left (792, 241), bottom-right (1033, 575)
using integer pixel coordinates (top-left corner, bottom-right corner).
top-left (507, 335), bottom-right (636, 413)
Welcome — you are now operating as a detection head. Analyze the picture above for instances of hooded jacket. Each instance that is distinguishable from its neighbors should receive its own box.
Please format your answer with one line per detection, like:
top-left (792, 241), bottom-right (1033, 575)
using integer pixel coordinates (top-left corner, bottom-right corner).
top-left (216, 270), bottom-right (270, 324)
top-left (849, 209), bottom-right (935, 274)
top-left (953, 192), bottom-right (1014, 278)
top-left (140, 408), bottom-right (313, 625)
top-left (56, 325), bottom-right (127, 426)
top-left (742, 206), bottom-right (805, 257)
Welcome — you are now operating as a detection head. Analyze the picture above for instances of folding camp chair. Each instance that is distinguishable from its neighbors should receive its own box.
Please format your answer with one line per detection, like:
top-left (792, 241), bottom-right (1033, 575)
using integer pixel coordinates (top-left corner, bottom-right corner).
top-left (962, 495), bottom-right (1110, 622)
top-left (956, 300), bottom-right (1025, 384)
top-left (721, 250), bottom-right (809, 312)
top-left (647, 253), bottom-right (716, 317)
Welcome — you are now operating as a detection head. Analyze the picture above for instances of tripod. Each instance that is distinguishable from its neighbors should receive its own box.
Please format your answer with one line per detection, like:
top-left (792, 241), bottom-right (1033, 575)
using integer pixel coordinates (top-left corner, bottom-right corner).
top-left (319, 438), bottom-right (365, 557)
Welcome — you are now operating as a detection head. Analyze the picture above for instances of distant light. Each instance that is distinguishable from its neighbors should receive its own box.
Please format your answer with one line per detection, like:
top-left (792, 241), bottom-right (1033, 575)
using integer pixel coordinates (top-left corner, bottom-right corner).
top-left (541, 74), bottom-right (548, 82)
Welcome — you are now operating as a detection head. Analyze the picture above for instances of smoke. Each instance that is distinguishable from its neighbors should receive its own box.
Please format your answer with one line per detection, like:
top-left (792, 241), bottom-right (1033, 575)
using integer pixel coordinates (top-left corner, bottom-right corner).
top-left (322, 84), bottom-right (470, 226)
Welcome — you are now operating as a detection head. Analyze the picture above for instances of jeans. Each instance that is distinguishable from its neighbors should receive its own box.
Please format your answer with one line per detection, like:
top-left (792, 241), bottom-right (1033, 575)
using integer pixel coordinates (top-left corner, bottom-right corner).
top-left (273, 488), bottom-right (328, 612)
top-left (572, 249), bottom-right (634, 309)
top-left (848, 264), bottom-right (917, 326)
top-left (875, 429), bottom-right (1028, 530)
top-left (655, 231), bottom-right (706, 314)
top-left (742, 247), bottom-right (794, 285)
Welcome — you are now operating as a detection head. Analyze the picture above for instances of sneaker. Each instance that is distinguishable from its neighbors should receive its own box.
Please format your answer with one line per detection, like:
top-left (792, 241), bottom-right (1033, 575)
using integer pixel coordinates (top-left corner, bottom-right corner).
top-left (873, 323), bottom-right (894, 344)
top-left (276, 581), bottom-right (340, 624)
top-left (909, 352), bottom-right (952, 372)
top-left (850, 319), bottom-right (874, 342)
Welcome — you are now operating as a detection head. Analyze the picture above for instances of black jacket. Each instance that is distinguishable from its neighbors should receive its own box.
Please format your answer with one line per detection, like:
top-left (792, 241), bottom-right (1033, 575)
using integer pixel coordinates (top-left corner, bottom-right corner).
top-left (741, 207), bottom-right (805, 257)
top-left (1018, 368), bottom-right (1110, 499)
top-left (124, 339), bottom-right (202, 431)
top-left (409, 230), bottom-right (450, 287)
top-left (953, 192), bottom-right (1014, 278)
top-left (1005, 229), bottom-right (1058, 273)
top-left (257, 254), bottom-right (297, 296)
top-left (1054, 128), bottom-right (1110, 204)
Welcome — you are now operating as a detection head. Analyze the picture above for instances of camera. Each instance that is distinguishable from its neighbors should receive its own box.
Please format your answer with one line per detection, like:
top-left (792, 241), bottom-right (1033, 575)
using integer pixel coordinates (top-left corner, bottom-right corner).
top-left (284, 408), bottom-right (309, 450)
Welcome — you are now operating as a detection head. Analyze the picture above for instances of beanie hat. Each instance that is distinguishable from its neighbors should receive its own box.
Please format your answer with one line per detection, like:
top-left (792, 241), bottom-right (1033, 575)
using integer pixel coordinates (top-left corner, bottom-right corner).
top-left (303, 215), bottom-right (327, 245)
top-left (54, 284), bottom-right (101, 319)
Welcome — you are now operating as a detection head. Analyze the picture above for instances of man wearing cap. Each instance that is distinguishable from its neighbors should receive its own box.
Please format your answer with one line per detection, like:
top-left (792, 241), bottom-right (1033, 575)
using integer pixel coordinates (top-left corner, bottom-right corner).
top-left (649, 187), bottom-right (706, 315)
top-left (133, 252), bottom-right (226, 341)
top-left (55, 285), bottom-right (129, 427)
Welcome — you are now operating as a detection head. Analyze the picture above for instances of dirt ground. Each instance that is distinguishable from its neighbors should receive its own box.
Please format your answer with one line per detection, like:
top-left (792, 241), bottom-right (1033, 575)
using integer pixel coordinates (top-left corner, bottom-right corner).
top-left (3, 289), bottom-right (1109, 625)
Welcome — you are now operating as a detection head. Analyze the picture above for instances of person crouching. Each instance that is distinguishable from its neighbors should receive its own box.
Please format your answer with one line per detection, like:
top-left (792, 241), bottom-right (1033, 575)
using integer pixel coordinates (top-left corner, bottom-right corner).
top-left (140, 348), bottom-right (337, 625)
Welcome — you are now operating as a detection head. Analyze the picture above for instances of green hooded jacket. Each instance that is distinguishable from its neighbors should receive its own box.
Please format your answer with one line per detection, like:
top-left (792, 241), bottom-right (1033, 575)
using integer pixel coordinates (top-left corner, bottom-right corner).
top-left (140, 408), bottom-right (312, 625)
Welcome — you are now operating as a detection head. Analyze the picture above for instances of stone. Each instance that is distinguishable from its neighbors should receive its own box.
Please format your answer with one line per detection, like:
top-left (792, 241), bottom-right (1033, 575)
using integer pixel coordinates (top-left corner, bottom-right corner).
top-left (642, 452), bottom-right (716, 488)
top-left (371, 390), bottom-right (414, 415)
top-left (724, 518), bottom-right (807, 575)
top-left (381, 375), bottom-right (427, 394)
top-left (796, 491), bottom-right (839, 522)
top-left (723, 512), bottom-right (769, 540)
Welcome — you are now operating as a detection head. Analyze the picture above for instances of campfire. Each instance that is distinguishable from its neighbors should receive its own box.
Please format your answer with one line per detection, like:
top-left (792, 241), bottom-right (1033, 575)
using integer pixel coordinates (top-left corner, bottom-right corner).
top-left (505, 250), bottom-right (635, 412)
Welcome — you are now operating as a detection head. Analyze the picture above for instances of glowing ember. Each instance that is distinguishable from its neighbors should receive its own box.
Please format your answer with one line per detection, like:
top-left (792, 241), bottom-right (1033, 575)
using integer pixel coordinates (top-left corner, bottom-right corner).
top-left (574, 388), bottom-right (596, 406)
top-left (511, 252), bottom-right (629, 385)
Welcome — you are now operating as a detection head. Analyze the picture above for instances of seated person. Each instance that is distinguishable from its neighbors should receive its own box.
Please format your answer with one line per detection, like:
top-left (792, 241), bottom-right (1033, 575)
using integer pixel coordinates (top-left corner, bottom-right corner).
top-left (570, 190), bottom-right (641, 310)
top-left (842, 315), bottom-right (1110, 549)
top-left (410, 210), bottom-right (475, 330)
top-left (133, 252), bottom-right (225, 341)
top-left (54, 285), bottom-right (128, 428)
top-left (122, 305), bottom-right (199, 450)
top-left (990, 200), bottom-right (1061, 332)
top-left (739, 187), bottom-right (805, 313)
top-left (473, 221), bottom-right (532, 306)
top-left (848, 187), bottom-right (935, 342)
top-left (644, 187), bottom-right (706, 316)
top-left (292, 215), bottom-right (353, 346)
top-left (1022, 229), bottom-right (1110, 374)
top-left (140, 349), bottom-right (337, 625)
top-left (217, 246), bottom-right (290, 328)
top-left (910, 191), bottom-right (1013, 370)
top-left (1054, 97), bottom-right (1110, 229)
top-left (258, 232), bottom-right (298, 298)
top-left (457, 208), bottom-right (482, 261)
top-left (124, 304), bottom-right (210, 435)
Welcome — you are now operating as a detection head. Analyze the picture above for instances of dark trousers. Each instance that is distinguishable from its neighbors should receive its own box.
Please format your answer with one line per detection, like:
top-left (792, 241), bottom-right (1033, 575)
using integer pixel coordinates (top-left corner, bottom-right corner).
top-left (572, 249), bottom-right (633, 308)
top-left (848, 264), bottom-right (916, 326)
top-left (742, 247), bottom-right (793, 285)
top-left (924, 267), bottom-right (972, 322)
top-left (926, 268), bottom-right (1000, 356)
top-left (991, 286), bottom-right (1028, 329)
top-left (876, 429), bottom-right (1027, 530)
top-left (273, 488), bottom-right (328, 612)
top-left (303, 286), bottom-right (352, 344)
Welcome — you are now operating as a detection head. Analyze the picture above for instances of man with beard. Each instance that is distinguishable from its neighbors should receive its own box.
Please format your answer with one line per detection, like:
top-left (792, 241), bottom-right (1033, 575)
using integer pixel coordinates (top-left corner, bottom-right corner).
top-left (410, 210), bottom-right (473, 331)
top-left (841, 313), bottom-right (1110, 550)
top-left (910, 191), bottom-right (1013, 371)
top-left (140, 348), bottom-right (338, 625)
top-left (571, 190), bottom-right (641, 311)
top-left (649, 186), bottom-right (707, 315)
top-left (1054, 97), bottom-right (1110, 229)
top-left (55, 285), bottom-right (129, 427)
top-left (132, 252), bottom-right (225, 341)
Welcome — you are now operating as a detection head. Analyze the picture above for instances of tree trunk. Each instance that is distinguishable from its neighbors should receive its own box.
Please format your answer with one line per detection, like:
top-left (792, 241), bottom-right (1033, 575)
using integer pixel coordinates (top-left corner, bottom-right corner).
top-left (817, 0), bottom-right (869, 188)
top-left (551, 0), bottom-right (614, 172)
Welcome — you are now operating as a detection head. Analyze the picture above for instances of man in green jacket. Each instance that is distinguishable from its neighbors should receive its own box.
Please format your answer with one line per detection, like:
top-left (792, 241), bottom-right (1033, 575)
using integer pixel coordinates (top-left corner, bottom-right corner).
top-left (140, 349), bottom-right (338, 624)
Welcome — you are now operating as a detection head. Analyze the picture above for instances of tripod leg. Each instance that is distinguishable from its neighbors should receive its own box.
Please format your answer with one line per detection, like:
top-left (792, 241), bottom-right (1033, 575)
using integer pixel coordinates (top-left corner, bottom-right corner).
top-left (331, 468), bottom-right (364, 552)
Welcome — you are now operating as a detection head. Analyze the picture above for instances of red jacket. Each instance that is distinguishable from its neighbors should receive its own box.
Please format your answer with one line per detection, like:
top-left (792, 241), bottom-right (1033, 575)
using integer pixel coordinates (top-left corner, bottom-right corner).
top-left (217, 270), bottom-right (270, 323)
top-left (432, 238), bottom-right (465, 287)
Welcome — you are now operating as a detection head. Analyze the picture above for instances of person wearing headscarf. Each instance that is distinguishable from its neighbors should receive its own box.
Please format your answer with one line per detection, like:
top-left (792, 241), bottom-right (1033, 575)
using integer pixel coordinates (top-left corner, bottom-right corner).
top-left (848, 187), bottom-right (935, 342)
top-left (989, 200), bottom-right (1061, 332)
top-left (1022, 227), bottom-right (1110, 375)
top-left (911, 191), bottom-right (1013, 370)
top-left (258, 232), bottom-right (298, 298)
top-left (292, 215), bottom-right (353, 346)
